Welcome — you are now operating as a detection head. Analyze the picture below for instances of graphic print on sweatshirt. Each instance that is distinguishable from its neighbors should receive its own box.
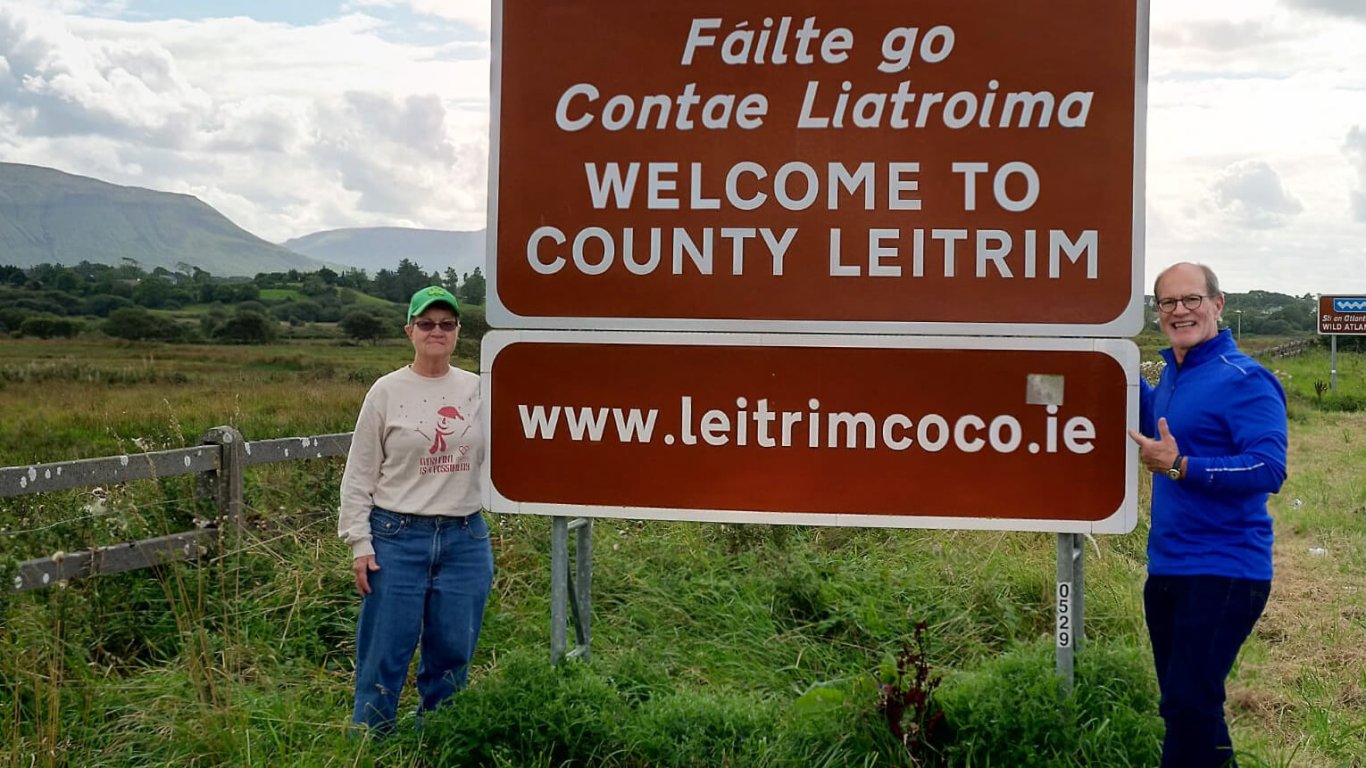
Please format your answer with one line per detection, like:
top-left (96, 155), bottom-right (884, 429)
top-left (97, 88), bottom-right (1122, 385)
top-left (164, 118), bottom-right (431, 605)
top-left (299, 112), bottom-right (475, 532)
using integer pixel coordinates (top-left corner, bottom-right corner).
top-left (429, 404), bottom-right (465, 454)
top-left (415, 401), bottom-right (474, 475)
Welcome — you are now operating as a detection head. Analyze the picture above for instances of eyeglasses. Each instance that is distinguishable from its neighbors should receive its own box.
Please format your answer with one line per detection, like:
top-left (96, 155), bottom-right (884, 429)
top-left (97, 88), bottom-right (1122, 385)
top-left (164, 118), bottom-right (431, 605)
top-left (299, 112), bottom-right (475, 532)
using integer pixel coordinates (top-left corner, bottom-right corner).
top-left (1156, 295), bottom-right (1210, 313)
top-left (412, 318), bottom-right (459, 332)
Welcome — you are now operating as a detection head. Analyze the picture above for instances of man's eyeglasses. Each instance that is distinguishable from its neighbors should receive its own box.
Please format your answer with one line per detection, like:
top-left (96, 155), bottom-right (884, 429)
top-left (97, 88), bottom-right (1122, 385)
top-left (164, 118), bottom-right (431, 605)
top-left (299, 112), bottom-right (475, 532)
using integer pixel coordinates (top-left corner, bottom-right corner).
top-left (1156, 295), bottom-right (1210, 313)
top-left (412, 318), bottom-right (459, 332)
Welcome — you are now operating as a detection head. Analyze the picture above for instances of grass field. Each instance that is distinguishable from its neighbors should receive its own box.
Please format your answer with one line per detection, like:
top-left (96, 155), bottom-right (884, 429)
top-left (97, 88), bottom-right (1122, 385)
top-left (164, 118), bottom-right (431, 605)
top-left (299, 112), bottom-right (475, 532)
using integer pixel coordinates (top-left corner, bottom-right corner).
top-left (253, 288), bottom-right (397, 309)
top-left (0, 338), bottom-right (443, 465)
top-left (162, 287), bottom-right (399, 320)
top-left (1262, 346), bottom-right (1366, 402)
top-left (0, 336), bottom-right (1362, 767)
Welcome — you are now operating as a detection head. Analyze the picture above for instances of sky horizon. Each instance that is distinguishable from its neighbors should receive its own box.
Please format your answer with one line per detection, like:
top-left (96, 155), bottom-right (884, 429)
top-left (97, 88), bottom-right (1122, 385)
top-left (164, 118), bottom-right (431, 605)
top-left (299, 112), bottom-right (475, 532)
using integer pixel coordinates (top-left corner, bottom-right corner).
top-left (1, 0), bottom-right (1363, 295)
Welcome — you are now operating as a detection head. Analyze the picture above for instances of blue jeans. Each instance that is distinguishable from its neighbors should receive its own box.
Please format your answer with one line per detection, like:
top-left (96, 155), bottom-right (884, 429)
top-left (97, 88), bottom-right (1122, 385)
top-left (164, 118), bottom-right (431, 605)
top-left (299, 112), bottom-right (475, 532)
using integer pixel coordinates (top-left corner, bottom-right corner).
top-left (1145, 575), bottom-right (1270, 768)
top-left (352, 508), bottom-right (494, 732)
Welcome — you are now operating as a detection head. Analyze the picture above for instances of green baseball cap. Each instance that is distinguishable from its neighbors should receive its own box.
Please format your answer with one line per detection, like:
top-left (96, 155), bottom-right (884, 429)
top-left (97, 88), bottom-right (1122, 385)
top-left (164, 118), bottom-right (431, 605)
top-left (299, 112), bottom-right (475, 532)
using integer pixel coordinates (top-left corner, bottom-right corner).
top-left (407, 285), bottom-right (460, 324)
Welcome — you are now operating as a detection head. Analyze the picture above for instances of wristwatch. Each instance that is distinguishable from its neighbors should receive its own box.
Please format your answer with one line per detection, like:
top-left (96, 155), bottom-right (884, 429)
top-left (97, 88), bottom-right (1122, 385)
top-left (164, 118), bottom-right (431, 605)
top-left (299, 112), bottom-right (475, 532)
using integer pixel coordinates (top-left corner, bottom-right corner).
top-left (1167, 455), bottom-right (1183, 480)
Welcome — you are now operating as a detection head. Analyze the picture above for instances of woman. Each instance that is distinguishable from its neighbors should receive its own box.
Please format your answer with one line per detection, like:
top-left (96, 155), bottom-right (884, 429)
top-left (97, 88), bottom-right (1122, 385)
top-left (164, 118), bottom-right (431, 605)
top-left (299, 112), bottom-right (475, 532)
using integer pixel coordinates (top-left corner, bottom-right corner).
top-left (338, 285), bottom-right (493, 733)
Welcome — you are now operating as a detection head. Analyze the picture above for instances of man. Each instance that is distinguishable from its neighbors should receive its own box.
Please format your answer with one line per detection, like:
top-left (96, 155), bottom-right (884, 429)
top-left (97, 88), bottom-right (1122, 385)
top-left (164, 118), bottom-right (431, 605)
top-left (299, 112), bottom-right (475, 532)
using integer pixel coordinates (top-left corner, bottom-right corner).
top-left (1128, 262), bottom-right (1288, 767)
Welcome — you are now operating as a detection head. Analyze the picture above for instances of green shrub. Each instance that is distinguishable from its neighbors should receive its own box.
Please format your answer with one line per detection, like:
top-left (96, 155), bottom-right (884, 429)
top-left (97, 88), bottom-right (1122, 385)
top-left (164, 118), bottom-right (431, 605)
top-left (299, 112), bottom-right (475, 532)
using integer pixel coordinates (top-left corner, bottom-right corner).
top-left (83, 294), bottom-right (135, 317)
top-left (18, 313), bottom-right (81, 338)
top-left (1318, 394), bottom-right (1365, 412)
top-left (459, 303), bottom-right (489, 340)
top-left (626, 689), bottom-right (776, 767)
top-left (936, 641), bottom-right (1161, 767)
top-left (412, 651), bottom-right (631, 765)
top-left (764, 674), bottom-right (905, 768)
top-left (455, 337), bottom-right (480, 360)
top-left (214, 310), bottom-right (279, 344)
top-left (104, 306), bottom-right (185, 341)
top-left (271, 299), bottom-right (323, 324)
top-left (399, 652), bottom-right (900, 768)
top-left (339, 310), bottom-right (389, 343)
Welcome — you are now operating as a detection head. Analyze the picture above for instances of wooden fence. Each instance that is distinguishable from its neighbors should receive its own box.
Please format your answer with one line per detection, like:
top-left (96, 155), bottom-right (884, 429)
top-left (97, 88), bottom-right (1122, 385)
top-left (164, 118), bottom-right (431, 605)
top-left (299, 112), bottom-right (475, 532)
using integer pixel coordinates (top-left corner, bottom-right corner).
top-left (1, 426), bottom-right (351, 593)
top-left (1255, 338), bottom-right (1316, 359)
top-left (2, 425), bottom-right (594, 662)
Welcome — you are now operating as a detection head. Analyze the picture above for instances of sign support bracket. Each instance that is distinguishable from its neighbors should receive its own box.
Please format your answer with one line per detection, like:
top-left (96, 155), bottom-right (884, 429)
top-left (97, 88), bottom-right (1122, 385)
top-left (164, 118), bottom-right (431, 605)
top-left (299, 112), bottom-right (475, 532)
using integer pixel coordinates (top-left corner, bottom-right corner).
top-left (551, 516), bottom-right (593, 664)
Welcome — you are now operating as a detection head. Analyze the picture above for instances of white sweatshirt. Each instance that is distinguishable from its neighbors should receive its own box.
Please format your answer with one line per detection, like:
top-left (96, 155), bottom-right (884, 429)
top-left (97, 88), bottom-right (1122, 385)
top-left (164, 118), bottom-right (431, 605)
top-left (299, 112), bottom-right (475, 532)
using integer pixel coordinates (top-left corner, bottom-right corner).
top-left (338, 365), bottom-right (484, 559)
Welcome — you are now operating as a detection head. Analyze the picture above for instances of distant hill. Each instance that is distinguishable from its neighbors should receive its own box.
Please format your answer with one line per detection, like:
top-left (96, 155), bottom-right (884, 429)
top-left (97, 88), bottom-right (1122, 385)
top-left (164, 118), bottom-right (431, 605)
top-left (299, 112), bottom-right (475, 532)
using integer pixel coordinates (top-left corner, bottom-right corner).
top-left (0, 162), bottom-right (327, 277)
top-left (282, 227), bottom-right (484, 277)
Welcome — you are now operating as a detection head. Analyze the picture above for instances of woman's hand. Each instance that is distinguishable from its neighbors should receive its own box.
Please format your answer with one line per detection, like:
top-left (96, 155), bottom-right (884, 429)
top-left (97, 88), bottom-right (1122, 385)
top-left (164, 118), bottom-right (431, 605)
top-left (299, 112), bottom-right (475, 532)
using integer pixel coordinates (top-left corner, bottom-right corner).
top-left (353, 555), bottom-right (380, 596)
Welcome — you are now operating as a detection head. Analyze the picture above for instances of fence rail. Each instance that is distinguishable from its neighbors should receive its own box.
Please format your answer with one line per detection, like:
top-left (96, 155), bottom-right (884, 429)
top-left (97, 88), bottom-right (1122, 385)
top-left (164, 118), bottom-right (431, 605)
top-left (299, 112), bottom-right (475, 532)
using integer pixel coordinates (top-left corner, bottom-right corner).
top-left (11, 530), bottom-right (218, 593)
top-left (0, 446), bottom-right (219, 498)
top-left (1255, 338), bottom-right (1315, 360)
top-left (242, 434), bottom-right (355, 467)
top-left (3, 427), bottom-right (352, 593)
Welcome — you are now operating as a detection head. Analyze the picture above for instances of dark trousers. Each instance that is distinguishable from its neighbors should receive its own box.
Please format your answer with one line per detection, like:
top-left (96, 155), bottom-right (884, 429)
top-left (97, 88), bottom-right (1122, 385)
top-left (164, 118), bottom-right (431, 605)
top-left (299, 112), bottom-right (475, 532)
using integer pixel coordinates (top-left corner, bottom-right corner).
top-left (1144, 575), bottom-right (1270, 768)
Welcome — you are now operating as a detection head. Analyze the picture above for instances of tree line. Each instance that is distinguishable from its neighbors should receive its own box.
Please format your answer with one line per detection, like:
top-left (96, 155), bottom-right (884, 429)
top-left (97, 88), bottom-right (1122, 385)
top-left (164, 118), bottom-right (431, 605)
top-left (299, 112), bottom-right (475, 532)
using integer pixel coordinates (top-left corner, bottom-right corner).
top-left (0, 259), bottom-right (487, 345)
top-left (1136, 289), bottom-right (1319, 336)
top-left (0, 257), bottom-right (1329, 344)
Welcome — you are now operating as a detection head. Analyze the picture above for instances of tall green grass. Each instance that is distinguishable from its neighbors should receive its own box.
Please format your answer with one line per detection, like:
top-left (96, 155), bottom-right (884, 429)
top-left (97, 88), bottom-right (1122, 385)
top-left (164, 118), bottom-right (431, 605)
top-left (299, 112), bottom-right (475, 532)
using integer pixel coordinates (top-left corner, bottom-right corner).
top-left (0, 338), bottom-right (439, 464)
top-left (1260, 346), bottom-right (1366, 404)
top-left (1, 339), bottom-right (1363, 766)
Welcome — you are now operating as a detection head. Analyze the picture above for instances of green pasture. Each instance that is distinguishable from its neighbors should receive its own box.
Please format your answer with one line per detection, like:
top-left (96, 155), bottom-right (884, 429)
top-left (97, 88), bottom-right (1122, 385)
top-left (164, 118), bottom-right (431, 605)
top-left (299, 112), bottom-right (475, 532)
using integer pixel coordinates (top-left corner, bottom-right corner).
top-left (0, 338), bottom-right (447, 465)
top-left (158, 287), bottom-right (398, 319)
top-left (257, 288), bottom-right (305, 302)
top-left (0, 338), bottom-right (1363, 767)
top-left (1262, 347), bottom-right (1366, 402)
top-left (254, 287), bottom-right (396, 308)
top-left (1135, 335), bottom-right (1365, 409)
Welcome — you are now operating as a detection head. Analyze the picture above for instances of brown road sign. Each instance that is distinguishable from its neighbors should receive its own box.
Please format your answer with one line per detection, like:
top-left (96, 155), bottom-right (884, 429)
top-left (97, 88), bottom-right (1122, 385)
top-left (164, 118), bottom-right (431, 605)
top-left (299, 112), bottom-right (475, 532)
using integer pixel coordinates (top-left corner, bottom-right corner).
top-left (488, 0), bottom-right (1148, 335)
top-left (481, 332), bottom-right (1138, 533)
top-left (1318, 296), bottom-right (1366, 335)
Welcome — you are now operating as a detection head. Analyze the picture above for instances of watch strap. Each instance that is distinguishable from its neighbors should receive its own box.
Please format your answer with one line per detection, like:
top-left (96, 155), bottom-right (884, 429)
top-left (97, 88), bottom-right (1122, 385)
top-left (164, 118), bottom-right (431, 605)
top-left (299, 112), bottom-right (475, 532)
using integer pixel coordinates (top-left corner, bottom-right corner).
top-left (1168, 455), bottom-right (1184, 480)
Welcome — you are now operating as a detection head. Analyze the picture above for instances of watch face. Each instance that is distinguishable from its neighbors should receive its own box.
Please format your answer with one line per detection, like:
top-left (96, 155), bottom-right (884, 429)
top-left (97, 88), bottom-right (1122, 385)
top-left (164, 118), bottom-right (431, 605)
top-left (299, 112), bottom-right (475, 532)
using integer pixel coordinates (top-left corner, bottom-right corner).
top-left (1167, 468), bottom-right (1181, 480)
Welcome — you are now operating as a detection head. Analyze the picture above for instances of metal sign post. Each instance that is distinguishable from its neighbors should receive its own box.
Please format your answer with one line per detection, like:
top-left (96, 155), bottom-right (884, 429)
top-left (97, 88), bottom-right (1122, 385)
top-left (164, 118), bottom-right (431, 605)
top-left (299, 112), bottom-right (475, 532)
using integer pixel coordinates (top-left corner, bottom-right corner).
top-left (1332, 333), bottom-right (1338, 394)
top-left (1055, 532), bottom-right (1085, 688)
top-left (550, 516), bottom-right (593, 664)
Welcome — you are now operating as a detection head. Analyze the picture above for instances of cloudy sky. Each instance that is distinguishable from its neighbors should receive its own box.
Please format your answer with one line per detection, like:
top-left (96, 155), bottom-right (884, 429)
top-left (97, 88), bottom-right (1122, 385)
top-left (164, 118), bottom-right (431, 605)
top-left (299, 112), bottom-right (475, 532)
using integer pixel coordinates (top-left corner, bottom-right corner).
top-left (0, 0), bottom-right (1362, 294)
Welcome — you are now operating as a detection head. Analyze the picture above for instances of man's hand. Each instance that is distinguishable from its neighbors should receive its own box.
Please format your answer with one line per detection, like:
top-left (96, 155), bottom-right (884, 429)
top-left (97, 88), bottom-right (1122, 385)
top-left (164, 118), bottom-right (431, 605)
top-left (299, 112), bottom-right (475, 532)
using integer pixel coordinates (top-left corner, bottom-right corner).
top-left (353, 554), bottom-right (380, 596)
top-left (1128, 417), bottom-right (1182, 475)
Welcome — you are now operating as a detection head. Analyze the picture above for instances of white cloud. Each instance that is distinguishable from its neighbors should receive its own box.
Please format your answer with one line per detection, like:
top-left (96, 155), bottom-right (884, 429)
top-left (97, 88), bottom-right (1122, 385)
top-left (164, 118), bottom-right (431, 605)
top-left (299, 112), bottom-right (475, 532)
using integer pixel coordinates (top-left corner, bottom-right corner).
top-left (0, 6), bottom-right (207, 139)
top-left (1142, 0), bottom-right (1366, 293)
top-left (1283, 0), bottom-right (1366, 22)
top-left (0, 2), bottom-right (490, 241)
top-left (1348, 127), bottom-right (1366, 223)
top-left (1210, 160), bottom-right (1303, 229)
top-left (348, 0), bottom-right (490, 32)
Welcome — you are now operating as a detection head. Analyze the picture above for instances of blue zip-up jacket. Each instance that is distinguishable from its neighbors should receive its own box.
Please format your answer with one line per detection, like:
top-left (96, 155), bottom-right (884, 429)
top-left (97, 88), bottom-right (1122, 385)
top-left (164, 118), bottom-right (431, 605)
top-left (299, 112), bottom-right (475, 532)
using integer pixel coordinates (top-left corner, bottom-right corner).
top-left (1139, 329), bottom-right (1288, 580)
